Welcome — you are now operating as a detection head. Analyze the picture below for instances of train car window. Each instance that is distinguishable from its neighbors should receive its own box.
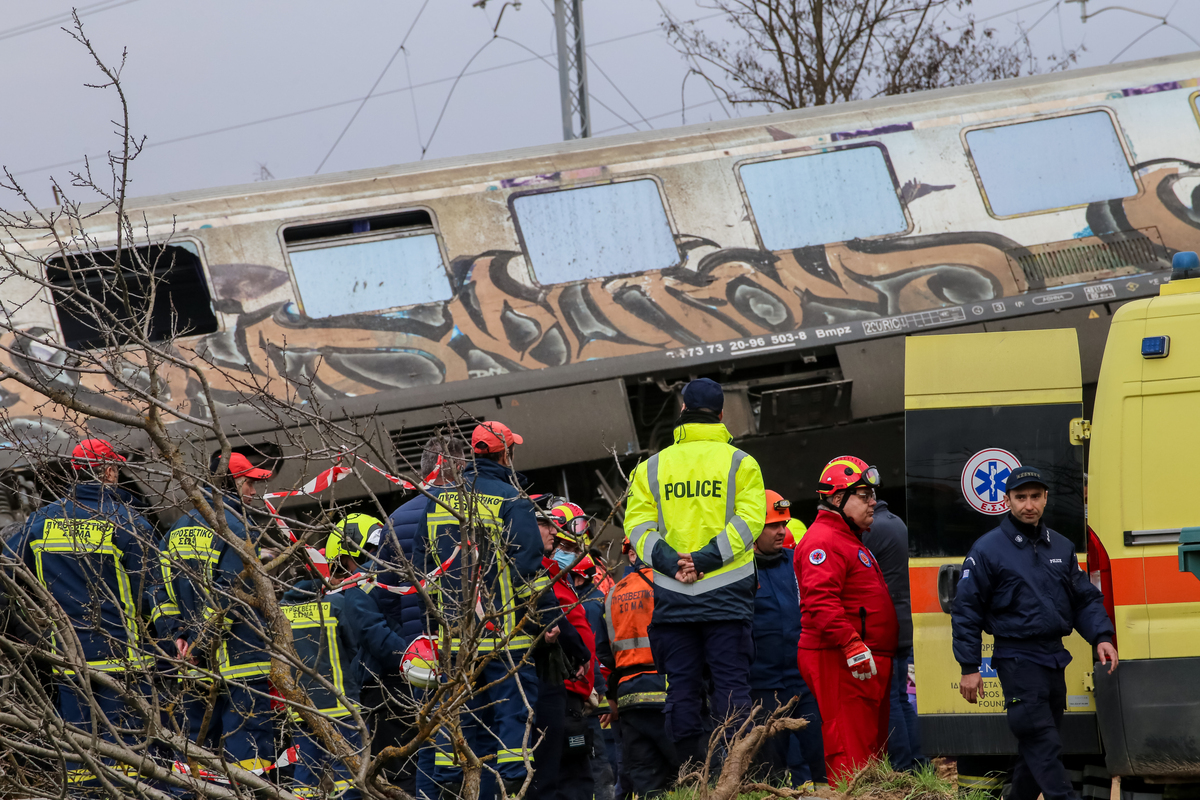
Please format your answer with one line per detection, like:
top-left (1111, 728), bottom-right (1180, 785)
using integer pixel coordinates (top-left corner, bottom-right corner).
top-left (283, 211), bottom-right (450, 319)
top-left (511, 180), bottom-right (680, 284)
top-left (46, 241), bottom-right (217, 350)
top-left (966, 111), bottom-right (1137, 217)
top-left (738, 144), bottom-right (907, 250)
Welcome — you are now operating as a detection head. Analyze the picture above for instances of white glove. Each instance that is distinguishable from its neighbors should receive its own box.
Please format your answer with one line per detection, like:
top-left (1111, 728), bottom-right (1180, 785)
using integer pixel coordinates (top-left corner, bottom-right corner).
top-left (844, 641), bottom-right (878, 681)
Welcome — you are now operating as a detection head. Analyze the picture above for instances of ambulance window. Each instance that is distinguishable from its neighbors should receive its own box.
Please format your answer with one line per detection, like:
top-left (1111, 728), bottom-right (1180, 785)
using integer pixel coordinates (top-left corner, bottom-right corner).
top-left (966, 111), bottom-right (1137, 217)
top-left (905, 405), bottom-right (1086, 557)
top-left (739, 144), bottom-right (908, 250)
top-left (284, 211), bottom-right (451, 319)
top-left (46, 241), bottom-right (217, 350)
top-left (511, 180), bottom-right (681, 284)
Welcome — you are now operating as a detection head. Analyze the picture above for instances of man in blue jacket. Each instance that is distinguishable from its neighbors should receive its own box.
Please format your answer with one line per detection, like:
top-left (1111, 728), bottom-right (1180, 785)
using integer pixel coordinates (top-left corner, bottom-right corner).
top-left (952, 466), bottom-right (1118, 800)
top-left (414, 422), bottom-right (551, 797)
top-left (750, 490), bottom-right (824, 789)
top-left (14, 438), bottom-right (157, 787)
top-left (163, 451), bottom-right (277, 775)
top-left (366, 436), bottom-right (465, 797)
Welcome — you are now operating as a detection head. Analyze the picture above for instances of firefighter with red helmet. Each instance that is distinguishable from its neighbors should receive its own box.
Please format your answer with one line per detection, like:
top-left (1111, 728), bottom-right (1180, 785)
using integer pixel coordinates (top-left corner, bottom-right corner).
top-left (550, 503), bottom-right (619, 800)
top-left (794, 457), bottom-right (898, 783)
top-left (530, 499), bottom-right (597, 800)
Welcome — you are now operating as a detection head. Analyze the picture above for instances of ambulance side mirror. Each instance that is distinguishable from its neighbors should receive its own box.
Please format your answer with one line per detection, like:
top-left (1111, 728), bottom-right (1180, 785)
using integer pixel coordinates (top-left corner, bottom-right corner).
top-left (937, 563), bottom-right (962, 614)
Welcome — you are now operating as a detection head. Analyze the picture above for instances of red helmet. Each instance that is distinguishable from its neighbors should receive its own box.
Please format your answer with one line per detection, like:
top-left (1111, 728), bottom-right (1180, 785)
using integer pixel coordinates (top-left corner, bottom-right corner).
top-left (549, 502), bottom-right (590, 542)
top-left (402, 635), bottom-right (439, 688)
top-left (569, 554), bottom-right (597, 580)
top-left (817, 456), bottom-right (880, 496)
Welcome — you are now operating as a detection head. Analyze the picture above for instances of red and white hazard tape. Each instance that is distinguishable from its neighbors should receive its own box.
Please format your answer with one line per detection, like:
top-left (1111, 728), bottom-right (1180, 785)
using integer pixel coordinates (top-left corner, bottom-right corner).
top-left (172, 746), bottom-right (299, 784)
top-left (261, 455), bottom-right (452, 594)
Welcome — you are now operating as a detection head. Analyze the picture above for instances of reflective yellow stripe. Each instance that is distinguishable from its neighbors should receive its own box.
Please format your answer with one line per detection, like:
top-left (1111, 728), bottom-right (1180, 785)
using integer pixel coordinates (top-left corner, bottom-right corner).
top-left (618, 691), bottom-right (666, 707)
top-left (434, 752), bottom-right (457, 767)
top-left (495, 748), bottom-right (527, 764)
top-left (450, 636), bottom-right (533, 652)
top-left (32, 518), bottom-right (144, 667)
top-left (151, 602), bottom-right (180, 624)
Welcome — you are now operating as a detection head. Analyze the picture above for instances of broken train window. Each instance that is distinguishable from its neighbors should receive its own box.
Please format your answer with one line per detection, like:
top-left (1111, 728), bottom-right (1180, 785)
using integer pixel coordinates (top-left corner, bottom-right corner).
top-left (46, 241), bottom-right (218, 350)
top-left (283, 210), bottom-right (451, 319)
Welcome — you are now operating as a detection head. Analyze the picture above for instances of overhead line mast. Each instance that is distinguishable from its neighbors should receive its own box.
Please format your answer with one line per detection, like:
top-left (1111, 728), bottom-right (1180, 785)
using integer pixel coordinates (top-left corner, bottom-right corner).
top-left (554, 0), bottom-right (591, 139)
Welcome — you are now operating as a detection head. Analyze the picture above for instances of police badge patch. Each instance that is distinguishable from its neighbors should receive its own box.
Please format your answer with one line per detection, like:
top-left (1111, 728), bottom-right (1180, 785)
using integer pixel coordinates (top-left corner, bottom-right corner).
top-left (809, 549), bottom-right (827, 565)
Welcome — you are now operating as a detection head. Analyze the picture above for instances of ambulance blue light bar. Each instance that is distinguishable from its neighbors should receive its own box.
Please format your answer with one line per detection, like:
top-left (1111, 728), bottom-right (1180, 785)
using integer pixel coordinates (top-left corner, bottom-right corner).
top-left (1142, 336), bottom-right (1170, 359)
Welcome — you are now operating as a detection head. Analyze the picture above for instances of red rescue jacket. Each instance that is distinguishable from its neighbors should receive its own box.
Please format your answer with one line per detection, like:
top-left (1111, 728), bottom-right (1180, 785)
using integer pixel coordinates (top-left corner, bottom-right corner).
top-left (794, 510), bottom-right (898, 656)
top-left (543, 557), bottom-right (596, 700)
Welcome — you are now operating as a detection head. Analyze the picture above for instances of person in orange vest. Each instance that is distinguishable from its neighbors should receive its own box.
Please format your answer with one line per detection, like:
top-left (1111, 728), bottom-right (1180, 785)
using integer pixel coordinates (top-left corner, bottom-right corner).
top-left (595, 537), bottom-right (677, 798)
top-left (794, 457), bottom-right (898, 784)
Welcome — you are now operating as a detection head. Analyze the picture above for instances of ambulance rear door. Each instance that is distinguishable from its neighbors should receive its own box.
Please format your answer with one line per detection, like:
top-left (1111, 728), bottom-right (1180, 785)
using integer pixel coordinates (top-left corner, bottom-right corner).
top-left (905, 328), bottom-right (1097, 757)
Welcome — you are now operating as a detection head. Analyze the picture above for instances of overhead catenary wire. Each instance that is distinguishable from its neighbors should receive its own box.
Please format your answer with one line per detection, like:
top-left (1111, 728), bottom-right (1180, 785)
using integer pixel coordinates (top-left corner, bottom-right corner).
top-left (314, 0), bottom-right (432, 174)
top-left (0, 0), bottom-right (144, 43)
top-left (12, 15), bottom-right (725, 178)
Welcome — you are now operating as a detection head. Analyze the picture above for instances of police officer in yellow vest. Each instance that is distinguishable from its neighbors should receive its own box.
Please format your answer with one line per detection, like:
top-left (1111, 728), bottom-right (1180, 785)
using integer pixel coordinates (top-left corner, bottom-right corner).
top-left (626, 378), bottom-right (766, 765)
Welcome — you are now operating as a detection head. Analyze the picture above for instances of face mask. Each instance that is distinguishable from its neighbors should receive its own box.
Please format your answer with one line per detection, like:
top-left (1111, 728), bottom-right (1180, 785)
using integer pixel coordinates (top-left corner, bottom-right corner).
top-left (552, 549), bottom-right (576, 570)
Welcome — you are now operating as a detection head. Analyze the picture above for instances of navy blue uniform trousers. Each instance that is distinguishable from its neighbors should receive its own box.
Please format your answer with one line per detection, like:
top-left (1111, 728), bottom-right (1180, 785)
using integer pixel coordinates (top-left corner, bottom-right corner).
top-left (182, 678), bottom-right (275, 770)
top-left (294, 724), bottom-right (364, 799)
top-left (994, 657), bottom-right (1074, 800)
top-left (649, 620), bottom-right (753, 762)
top-left (432, 657), bottom-right (538, 785)
top-left (58, 679), bottom-right (145, 788)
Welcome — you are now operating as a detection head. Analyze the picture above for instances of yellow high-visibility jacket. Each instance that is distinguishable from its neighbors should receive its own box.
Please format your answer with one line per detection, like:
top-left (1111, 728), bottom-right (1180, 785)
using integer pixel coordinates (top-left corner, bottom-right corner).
top-left (626, 422), bottom-right (765, 622)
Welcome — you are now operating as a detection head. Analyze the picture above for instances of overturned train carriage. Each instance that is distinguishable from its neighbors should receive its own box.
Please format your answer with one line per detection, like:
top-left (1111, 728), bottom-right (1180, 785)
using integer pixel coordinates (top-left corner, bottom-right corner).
top-left (3, 53), bottom-right (1200, 536)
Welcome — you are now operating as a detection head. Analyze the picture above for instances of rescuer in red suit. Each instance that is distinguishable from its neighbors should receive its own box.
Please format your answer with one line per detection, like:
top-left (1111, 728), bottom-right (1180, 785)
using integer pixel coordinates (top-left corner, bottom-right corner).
top-left (794, 456), bottom-right (899, 784)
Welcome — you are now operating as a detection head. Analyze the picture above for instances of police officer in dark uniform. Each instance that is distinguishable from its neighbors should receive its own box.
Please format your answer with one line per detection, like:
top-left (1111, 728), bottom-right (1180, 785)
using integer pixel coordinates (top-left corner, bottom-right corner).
top-left (952, 466), bottom-right (1118, 800)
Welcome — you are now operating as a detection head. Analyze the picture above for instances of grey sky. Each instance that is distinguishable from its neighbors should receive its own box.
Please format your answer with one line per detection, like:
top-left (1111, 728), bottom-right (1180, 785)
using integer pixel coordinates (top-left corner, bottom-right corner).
top-left (2, 0), bottom-right (1198, 210)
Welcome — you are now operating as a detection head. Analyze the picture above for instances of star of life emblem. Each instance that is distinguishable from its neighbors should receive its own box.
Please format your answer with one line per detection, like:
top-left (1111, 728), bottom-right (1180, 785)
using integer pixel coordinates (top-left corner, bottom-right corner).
top-left (961, 448), bottom-right (1022, 515)
top-left (809, 549), bottom-right (827, 565)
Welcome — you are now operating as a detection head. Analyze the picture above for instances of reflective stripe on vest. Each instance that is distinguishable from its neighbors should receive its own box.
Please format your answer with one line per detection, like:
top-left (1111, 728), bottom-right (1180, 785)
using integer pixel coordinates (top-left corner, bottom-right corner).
top-left (605, 569), bottom-right (656, 679)
top-left (634, 451), bottom-right (757, 594)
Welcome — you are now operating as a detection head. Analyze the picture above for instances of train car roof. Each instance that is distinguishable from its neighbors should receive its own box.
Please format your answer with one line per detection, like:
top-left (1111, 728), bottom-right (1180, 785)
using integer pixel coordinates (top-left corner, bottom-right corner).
top-left (28, 50), bottom-right (1200, 223)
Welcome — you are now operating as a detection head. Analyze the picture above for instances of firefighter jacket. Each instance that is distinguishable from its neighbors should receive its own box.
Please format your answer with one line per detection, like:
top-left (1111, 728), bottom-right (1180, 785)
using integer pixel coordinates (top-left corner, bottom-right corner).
top-left (626, 422), bottom-right (766, 623)
top-left (281, 580), bottom-right (361, 720)
top-left (951, 513), bottom-right (1114, 673)
top-left (413, 458), bottom-right (554, 653)
top-left (750, 548), bottom-right (806, 693)
top-left (794, 510), bottom-right (898, 657)
top-left (345, 579), bottom-right (414, 688)
top-left (162, 493), bottom-right (272, 680)
top-left (375, 493), bottom-right (433, 644)
top-left (16, 482), bottom-right (156, 674)
top-left (596, 566), bottom-right (666, 709)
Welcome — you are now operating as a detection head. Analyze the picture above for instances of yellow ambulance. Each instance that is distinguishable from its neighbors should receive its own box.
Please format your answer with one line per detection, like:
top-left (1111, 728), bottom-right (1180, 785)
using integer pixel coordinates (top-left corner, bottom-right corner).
top-left (903, 259), bottom-right (1200, 780)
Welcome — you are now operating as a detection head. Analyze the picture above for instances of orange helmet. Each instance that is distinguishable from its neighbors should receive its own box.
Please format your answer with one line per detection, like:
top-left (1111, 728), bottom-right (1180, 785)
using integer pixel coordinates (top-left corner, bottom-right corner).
top-left (817, 456), bottom-right (880, 496)
top-left (549, 502), bottom-right (590, 542)
top-left (765, 490), bottom-right (792, 524)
